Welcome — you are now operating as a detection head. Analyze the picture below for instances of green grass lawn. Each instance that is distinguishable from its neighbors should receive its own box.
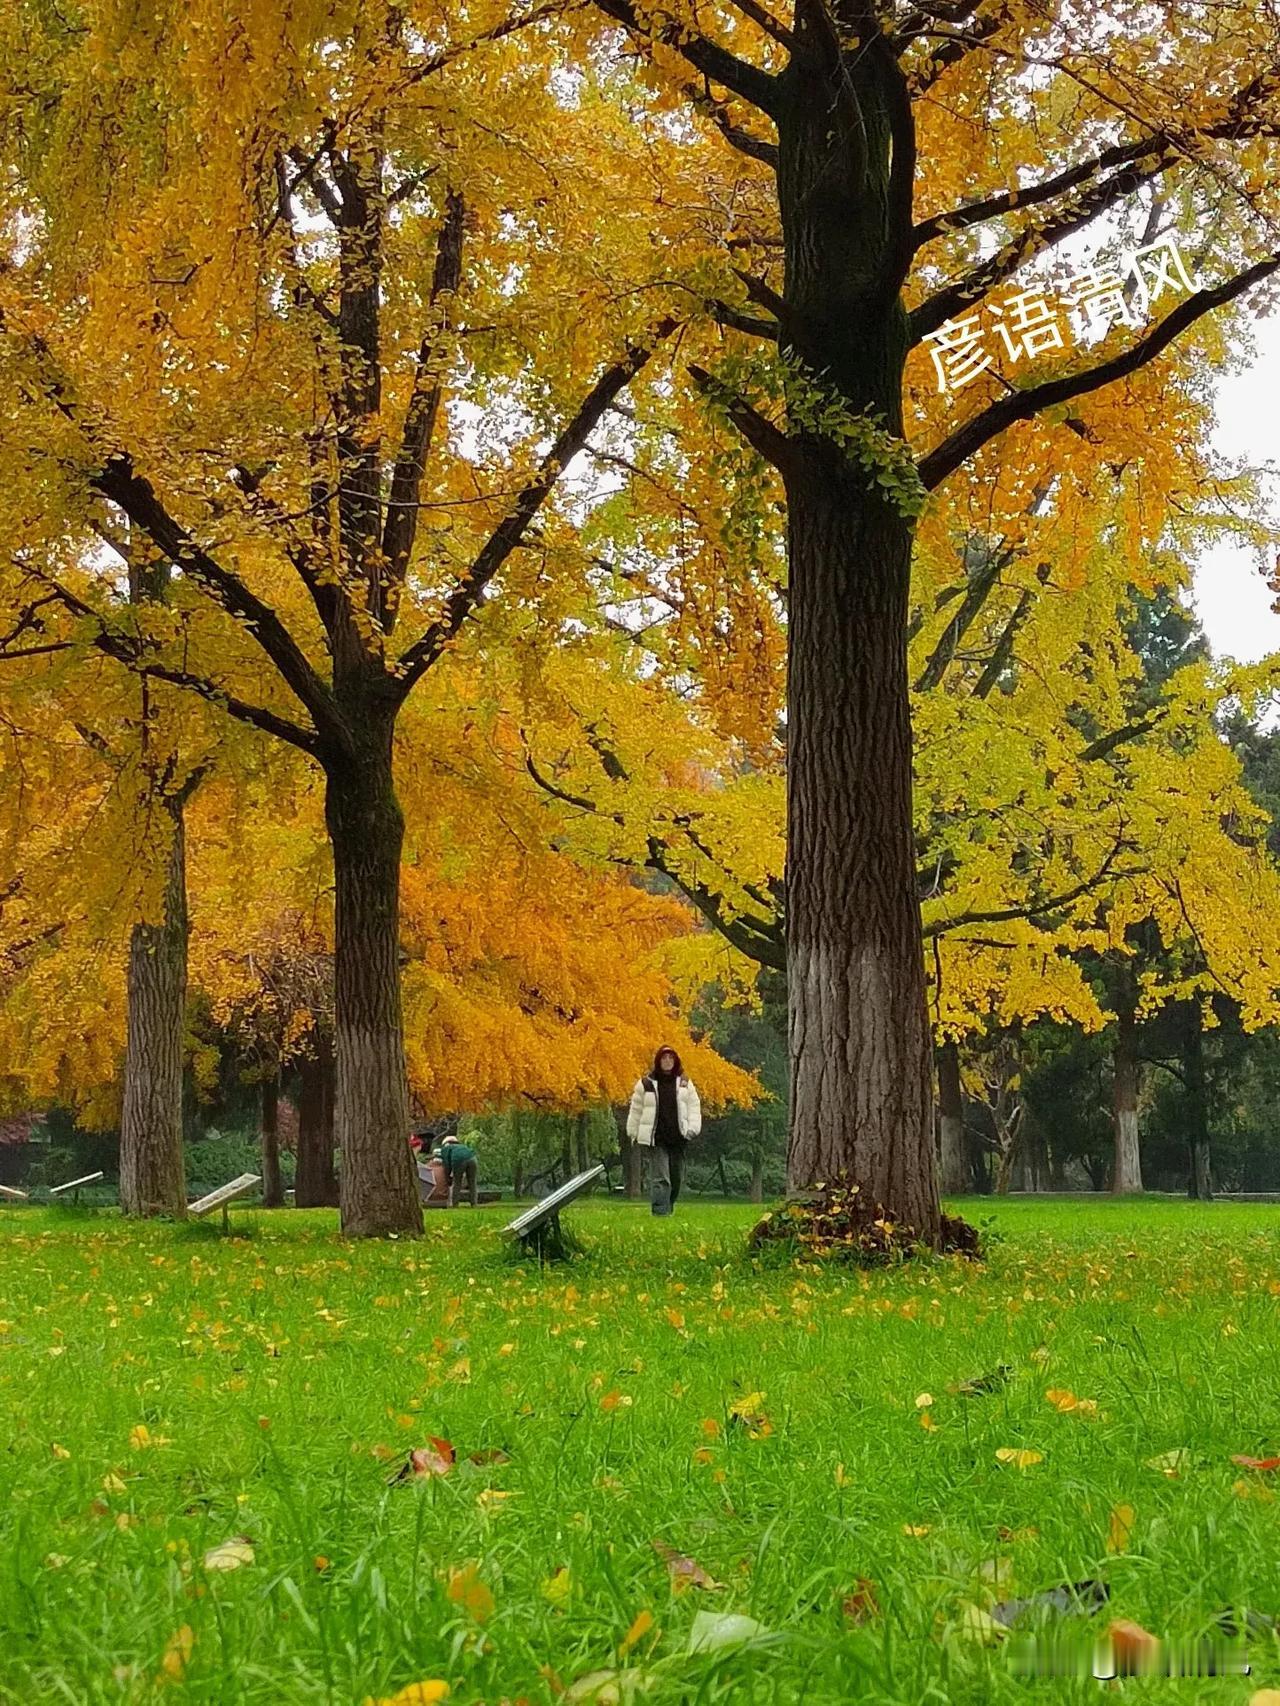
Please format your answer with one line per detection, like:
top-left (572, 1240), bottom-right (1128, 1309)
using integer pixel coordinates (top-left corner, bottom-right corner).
top-left (3, 1196), bottom-right (1280, 1704)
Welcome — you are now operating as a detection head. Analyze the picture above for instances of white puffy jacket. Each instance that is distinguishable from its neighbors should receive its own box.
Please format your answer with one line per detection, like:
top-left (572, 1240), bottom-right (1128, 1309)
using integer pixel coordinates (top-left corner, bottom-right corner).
top-left (626, 1075), bottom-right (702, 1147)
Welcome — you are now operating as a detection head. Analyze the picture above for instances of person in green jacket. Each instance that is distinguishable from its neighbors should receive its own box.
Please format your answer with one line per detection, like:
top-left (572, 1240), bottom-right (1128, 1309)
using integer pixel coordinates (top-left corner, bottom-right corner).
top-left (438, 1133), bottom-right (479, 1208)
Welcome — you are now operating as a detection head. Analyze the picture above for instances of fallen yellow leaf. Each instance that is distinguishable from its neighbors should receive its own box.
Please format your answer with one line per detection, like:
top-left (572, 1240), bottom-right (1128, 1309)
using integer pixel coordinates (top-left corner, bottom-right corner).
top-left (542, 1567), bottom-right (573, 1607)
top-left (446, 1564), bottom-right (495, 1622)
top-left (995, 1448), bottom-right (1043, 1470)
top-left (1105, 1504), bottom-right (1135, 1554)
top-left (160, 1625), bottom-right (194, 1680)
top-left (619, 1608), bottom-right (654, 1655)
top-left (203, 1539), bottom-right (254, 1572)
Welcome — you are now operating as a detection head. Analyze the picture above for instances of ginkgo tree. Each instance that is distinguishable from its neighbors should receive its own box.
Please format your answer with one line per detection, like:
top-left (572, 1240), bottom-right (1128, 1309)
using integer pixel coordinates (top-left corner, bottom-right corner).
top-left (557, 0), bottom-right (1280, 1239)
top-left (0, 0), bottom-right (715, 1234)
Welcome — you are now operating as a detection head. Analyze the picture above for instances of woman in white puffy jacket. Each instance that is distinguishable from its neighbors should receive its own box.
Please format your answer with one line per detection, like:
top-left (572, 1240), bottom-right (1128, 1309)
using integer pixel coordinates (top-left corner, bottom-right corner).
top-left (626, 1044), bottom-right (701, 1216)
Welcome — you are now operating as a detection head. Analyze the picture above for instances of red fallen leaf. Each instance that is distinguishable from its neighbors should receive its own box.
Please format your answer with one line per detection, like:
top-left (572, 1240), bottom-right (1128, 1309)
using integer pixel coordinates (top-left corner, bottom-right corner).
top-left (387, 1435), bottom-right (455, 1484)
top-left (652, 1539), bottom-right (723, 1591)
top-left (841, 1578), bottom-right (880, 1623)
top-left (1231, 1455), bottom-right (1280, 1472)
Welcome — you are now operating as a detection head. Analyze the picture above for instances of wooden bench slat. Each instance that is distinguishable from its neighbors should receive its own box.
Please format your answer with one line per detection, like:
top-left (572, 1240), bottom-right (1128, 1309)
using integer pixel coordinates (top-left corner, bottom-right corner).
top-left (49, 1171), bottom-right (105, 1196)
top-left (504, 1165), bottom-right (604, 1237)
top-left (189, 1173), bottom-right (261, 1217)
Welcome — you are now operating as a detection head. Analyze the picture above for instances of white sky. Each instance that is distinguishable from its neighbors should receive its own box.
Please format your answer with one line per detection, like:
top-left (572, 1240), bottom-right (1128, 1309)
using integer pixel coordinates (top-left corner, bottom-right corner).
top-left (1195, 317), bottom-right (1280, 663)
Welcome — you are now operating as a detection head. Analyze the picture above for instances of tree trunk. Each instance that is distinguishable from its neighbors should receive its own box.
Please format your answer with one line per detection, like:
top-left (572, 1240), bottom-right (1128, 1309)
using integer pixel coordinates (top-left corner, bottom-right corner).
top-left (614, 1105), bottom-right (639, 1198)
top-left (119, 798), bottom-right (188, 1219)
top-left (1048, 1144), bottom-right (1067, 1191)
top-left (1184, 1005), bottom-right (1212, 1201)
top-left (295, 1038), bottom-right (338, 1207)
top-left (559, 1127), bottom-right (572, 1183)
top-left (750, 1152), bottom-right (763, 1204)
top-left (775, 62), bottom-right (939, 1240)
top-left (575, 1110), bottom-right (590, 1173)
top-left (261, 1069), bottom-right (284, 1208)
top-left (717, 1155), bottom-right (730, 1197)
top-left (1111, 992), bottom-right (1144, 1194)
top-left (324, 744), bottom-right (420, 1238)
top-left (994, 1129), bottom-right (1020, 1196)
top-left (936, 1041), bottom-right (968, 1195)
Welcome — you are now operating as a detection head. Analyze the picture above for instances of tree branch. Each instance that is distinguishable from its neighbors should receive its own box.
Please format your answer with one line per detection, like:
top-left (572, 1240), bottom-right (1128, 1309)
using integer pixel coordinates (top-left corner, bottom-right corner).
top-left (90, 453), bottom-right (345, 741)
top-left (393, 317), bottom-right (680, 696)
top-left (911, 156), bottom-right (1173, 342)
top-left (593, 0), bottom-right (780, 115)
top-left (688, 363), bottom-right (799, 477)
top-left (682, 81), bottom-right (779, 167)
top-left (922, 839), bottom-right (1142, 938)
top-left (917, 253), bottom-right (1280, 490)
top-left (381, 189), bottom-right (466, 632)
top-left (24, 572), bottom-right (323, 756)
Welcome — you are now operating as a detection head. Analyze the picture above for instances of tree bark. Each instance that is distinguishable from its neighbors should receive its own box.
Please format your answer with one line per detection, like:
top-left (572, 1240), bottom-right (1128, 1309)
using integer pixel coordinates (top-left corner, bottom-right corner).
top-left (1184, 1005), bottom-right (1212, 1200)
top-left (750, 1151), bottom-right (763, 1204)
top-left (717, 1154), bottom-right (730, 1197)
top-left (119, 798), bottom-right (188, 1218)
top-left (575, 1110), bottom-right (590, 1174)
top-left (1111, 988), bottom-right (1144, 1194)
top-left (936, 1041), bottom-right (968, 1195)
top-left (613, 1104), bottom-right (639, 1197)
top-left (324, 737), bottom-right (421, 1238)
top-left (295, 1039), bottom-right (339, 1207)
top-left (261, 1069), bottom-right (284, 1208)
top-left (775, 61), bottom-right (940, 1240)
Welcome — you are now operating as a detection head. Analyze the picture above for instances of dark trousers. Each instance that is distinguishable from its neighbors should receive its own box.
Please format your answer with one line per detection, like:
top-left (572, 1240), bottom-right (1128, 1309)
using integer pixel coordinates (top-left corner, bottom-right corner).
top-left (447, 1159), bottom-right (478, 1207)
top-left (650, 1140), bottom-right (686, 1216)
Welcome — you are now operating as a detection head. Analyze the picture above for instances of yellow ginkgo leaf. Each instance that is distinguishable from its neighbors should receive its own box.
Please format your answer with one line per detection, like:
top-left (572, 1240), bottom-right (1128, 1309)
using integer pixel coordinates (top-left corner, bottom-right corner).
top-left (446, 1564), bottom-right (495, 1622)
top-left (1145, 1449), bottom-right (1193, 1477)
top-left (995, 1448), bottom-right (1043, 1470)
top-left (203, 1539), bottom-right (255, 1572)
top-left (160, 1625), bottom-right (194, 1680)
top-left (619, 1608), bottom-right (654, 1654)
top-left (542, 1567), bottom-right (573, 1607)
top-left (1106, 1504), bottom-right (1135, 1554)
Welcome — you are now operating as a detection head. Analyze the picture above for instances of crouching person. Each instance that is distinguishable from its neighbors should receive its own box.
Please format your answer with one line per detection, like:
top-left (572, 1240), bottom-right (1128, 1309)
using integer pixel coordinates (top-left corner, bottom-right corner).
top-left (627, 1045), bottom-right (701, 1217)
top-left (439, 1133), bottom-right (479, 1208)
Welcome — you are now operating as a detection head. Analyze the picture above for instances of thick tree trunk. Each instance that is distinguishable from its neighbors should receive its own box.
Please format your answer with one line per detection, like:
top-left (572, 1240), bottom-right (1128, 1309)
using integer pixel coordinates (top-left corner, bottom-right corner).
top-left (261, 1070), bottom-right (284, 1208)
top-left (559, 1128), bottom-right (572, 1182)
top-left (325, 745), bottom-right (420, 1238)
top-left (750, 1152), bottom-right (763, 1204)
top-left (119, 800), bottom-right (188, 1218)
top-left (1184, 1005), bottom-right (1212, 1201)
top-left (295, 1039), bottom-right (338, 1207)
top-left (1048, 1144), bottom-right (1067, 1191)
top-left (1111, 995), bottom-right (1144, 1194)
top-left (936, 1041), bottom-right (968, 1196)
top-left (775, 60), bottom-right (940, 1240)
top-left (575, 1111), bottom-right (590, 1174)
